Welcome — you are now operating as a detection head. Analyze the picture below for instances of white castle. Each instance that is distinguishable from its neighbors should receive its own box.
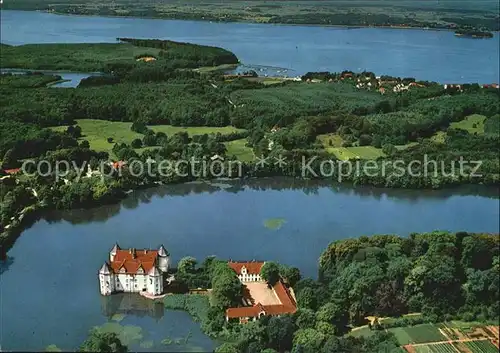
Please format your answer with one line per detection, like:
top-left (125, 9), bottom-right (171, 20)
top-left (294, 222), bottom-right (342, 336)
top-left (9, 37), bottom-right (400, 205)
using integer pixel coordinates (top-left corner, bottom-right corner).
top-left (98, 244), bottom-right (170, 296)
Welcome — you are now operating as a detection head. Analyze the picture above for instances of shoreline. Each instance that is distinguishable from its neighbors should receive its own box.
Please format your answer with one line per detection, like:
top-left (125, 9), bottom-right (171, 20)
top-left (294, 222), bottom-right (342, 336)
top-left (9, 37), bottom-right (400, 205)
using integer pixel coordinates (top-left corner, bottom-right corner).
top-left (1, 177), bottom-right (498, 256)
top-left (4, 9), bottom-right (496, 34)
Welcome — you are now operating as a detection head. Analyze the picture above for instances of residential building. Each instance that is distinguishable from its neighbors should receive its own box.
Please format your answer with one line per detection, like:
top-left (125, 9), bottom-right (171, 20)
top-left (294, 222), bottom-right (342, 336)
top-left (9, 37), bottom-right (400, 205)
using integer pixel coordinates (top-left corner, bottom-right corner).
top-left (229, 261), bottom-right (264, 282)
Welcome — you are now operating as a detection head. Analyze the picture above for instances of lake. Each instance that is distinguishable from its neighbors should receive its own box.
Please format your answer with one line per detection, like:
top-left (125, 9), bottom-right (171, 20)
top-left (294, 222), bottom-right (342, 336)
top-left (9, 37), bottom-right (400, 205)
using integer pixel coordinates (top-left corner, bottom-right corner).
top-left (1, 179), bottom-right (499, 351)
top-left (1, 10), bottom-right (499, 83)
top-left (0, 68), bottom-right (101, 87)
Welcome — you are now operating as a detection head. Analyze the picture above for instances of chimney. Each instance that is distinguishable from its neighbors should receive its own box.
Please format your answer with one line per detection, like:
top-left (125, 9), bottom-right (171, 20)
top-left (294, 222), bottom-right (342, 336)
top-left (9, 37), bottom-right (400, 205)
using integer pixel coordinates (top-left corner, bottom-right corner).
top-left (130, 248), bottom-right (136, 258)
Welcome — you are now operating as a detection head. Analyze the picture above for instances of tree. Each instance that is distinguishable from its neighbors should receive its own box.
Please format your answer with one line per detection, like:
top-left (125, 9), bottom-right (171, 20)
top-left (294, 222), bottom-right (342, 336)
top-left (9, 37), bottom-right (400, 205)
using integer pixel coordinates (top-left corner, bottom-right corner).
top-left (260, 262), bottom-right (280, 286)
top-left (178, 256), bottom-right (197, 274)
top-left (293, 308), bottom-right (316, 329)
top-left (80, 140), bottom-right (91, 149)
top-left (266, 315), bottom-right (295, 351)
top-left (131, 121), bottom-right (148, 134)
top-left (1, 149), bottom-right (20, 169)
top-left (142, 133), bottom-right (157, 147)
top-left (79, 329), bottom-right (127, 352)
top-left (280, 266), bottom-right (301, 287)
top-left (296, 287), bottom-right (317, 310)
top-left (67, 125), bottom-right (82, 138)
top-left (215, 343), bottom-right (239, 353)
top-left (211, 263), bottom-right (243, 308)
top-left (131, 139), bottom-right (143, 149)
top-left (292, 328), bottom-right (325, 353)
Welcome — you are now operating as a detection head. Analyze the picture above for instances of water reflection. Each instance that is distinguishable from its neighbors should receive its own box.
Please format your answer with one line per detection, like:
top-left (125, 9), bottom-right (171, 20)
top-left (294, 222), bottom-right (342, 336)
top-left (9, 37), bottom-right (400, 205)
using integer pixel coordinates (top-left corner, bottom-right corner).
top-left (0, 254), bottom-right (14, 275)
top-left (43, 179), bottom-right (499, 226)
top-left (100, 294), bottom-right (164, 322)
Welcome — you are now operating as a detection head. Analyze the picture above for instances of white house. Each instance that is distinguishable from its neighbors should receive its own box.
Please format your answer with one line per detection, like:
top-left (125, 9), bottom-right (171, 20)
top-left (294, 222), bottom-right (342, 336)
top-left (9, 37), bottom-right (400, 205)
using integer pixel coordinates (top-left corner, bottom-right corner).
top-left (228, 261), bottom-right (264, 282)
top-left (99, 244), bottom-right (170, 296)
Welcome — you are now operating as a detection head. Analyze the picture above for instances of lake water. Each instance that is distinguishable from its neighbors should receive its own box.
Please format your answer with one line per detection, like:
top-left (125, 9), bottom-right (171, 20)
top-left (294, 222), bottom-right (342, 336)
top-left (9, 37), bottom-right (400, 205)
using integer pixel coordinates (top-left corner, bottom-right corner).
top-left (1, 10), bottom-right (499, 83)
top-left (0, 68), bottom-right (101, 87)
top-left (1, 179), bottom-right (499, 351)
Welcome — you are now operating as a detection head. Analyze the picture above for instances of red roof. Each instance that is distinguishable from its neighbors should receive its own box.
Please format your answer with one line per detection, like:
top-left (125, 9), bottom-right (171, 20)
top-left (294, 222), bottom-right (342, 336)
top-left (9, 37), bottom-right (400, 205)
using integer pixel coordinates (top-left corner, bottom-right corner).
top-left (4, 168), bottom-right (21, 175)
top-left (112, 161), bottom-right (126, 169)
top-left (110, 249), bottom-right (158, 274)
top-left (226, 280), bottom-right (297, 319)
top-left (228, 261), bottom-right (264, 275)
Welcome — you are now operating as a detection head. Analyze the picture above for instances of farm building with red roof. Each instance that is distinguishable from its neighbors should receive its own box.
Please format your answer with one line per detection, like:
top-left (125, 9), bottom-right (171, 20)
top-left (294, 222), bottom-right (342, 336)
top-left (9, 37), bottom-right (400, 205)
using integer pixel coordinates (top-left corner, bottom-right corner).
top-left (226, 261), bottom-right (297, 323)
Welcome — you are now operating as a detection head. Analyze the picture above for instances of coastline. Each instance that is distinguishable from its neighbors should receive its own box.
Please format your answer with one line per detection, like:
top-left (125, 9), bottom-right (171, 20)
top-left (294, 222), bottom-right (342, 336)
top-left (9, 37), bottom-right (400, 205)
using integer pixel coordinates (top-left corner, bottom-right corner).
top-left (2, 176), bottom-right (498, 256)
top-left (1, 9), bottom-right (482, 34)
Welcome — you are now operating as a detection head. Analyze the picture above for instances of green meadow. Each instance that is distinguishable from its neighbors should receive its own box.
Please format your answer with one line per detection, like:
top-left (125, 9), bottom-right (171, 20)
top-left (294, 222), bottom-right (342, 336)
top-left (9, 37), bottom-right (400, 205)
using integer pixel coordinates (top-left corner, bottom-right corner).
top-left (51, 119), bottom-right (244, 155)
top-left (224, 139), bottom-right (255, 161)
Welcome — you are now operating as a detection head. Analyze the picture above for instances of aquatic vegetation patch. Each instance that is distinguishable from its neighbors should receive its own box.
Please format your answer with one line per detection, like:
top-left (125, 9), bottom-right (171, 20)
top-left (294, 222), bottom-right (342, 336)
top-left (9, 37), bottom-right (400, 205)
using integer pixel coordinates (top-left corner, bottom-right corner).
top-left (95, 322), bottom-right (143, 346)
top-left (44, 344), bottom-right (62, 352)
top-left (163, 294), bottom-right (210, 323)
top-left (111, 313), bottom-right (126, 322)
top-left (161, 338), bottom-right (174, 345)
top-left (264, 218), bottom-right (286, 230)
top-left (140, 340), bottom-right (154, 349)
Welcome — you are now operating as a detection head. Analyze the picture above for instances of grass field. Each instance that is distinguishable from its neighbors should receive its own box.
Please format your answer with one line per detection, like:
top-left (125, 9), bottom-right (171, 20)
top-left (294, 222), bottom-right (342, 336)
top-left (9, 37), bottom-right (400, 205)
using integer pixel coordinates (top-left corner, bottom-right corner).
top-left (0, 43), bottom-right (161, 71)
top-left (450, 114), bottom-right (487, 134)
top-left (390, 324), bottom-right (447, 345)
top-left (326, 146), bottom-right (386, 160)
top-left (317, 133), bottom-right (344, 148)
top-left (349, 326), bottom-right (375, 338)
top-left (52, 119), bottom-right (244, 155)
top-left (316, 133), bottom-right (386, 160)
top-left (430, 131), bottom-right (447, 144)
top-left (224, 139), bottom-right (254, 161)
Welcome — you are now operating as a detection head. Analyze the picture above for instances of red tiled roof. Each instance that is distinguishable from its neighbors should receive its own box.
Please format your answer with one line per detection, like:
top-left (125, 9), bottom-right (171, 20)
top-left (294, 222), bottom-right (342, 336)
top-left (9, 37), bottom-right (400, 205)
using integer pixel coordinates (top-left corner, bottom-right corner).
top-left (226, 304), bottom-right (263, 319)
top-left (112, 161), bottom-right (126, 169)
top-left (4, 168), bottom-right (21, 175)
top-left (228, 261), bottom-right (264, 275)
top-left (226, 280), bottom-right (297, 319)
top-left (110, 249), bottom-right (158, 274)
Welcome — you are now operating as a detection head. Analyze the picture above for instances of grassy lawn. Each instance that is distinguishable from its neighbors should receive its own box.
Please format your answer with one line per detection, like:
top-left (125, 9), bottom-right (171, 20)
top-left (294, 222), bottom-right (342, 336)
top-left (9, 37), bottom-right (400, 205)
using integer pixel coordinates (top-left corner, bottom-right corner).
top-left (395, 142), bottom-right (419, 150)
top-left (430, 131), bottom-right (447, 144)
top-left (348, 326), bottom-right (375, 338)
top-left (52, 119), bottom-right (244, 155)
top-left (317, 134), bottom-right (385, 160)
top-left (450, 114), bottom-right (487, 134)
top-left (326, 146), bottom-right (385, 161)
top-left (224, 139), bottom-right (254, 161)
top-left (194, 63), bottom-right (238, 73)
top-left (389, 324), bottom-right (446, 345)
top-left (317, 133), bottom-right (344, 148)
top-left (0, 43), bottom-right (161, 71)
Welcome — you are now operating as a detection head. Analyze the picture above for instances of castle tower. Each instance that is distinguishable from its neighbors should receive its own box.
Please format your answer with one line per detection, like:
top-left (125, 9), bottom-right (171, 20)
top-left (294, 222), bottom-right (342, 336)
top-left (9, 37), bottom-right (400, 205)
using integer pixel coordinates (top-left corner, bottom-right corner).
top-left (157, 245), bottom-right (170, 273)
top-left (99, 262), bottom-right (114, 295)
top-left (109, 243), bottom-right (120, 262)
top-left (148, 266), bottom-right (163, 295)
